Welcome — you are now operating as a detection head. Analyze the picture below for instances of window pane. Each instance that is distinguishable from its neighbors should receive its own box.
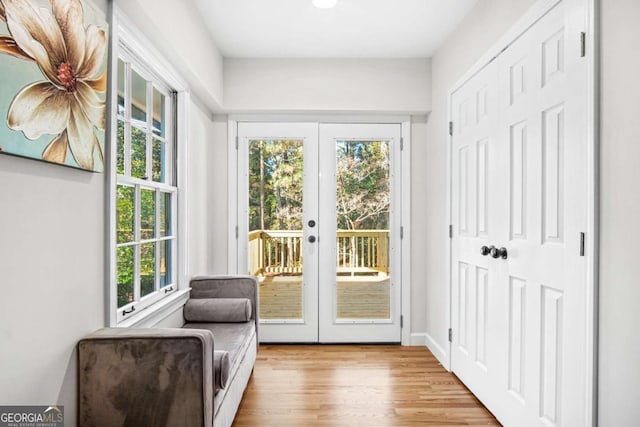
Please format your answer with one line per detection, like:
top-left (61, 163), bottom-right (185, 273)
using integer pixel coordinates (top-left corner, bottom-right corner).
top-left (116, 185), bottom-right (135, 243)
top-left (117, 59), bottom-right (125, 116)
top-left (160, 192), bottom-right (172, 236)
top-left (152, 138), bottom-right (165, 182)
top-left (131, 69), bottom-right (147, 129)
top-left (131, 126), bottom-right (147, 179)
top-left (114, 51), bottom-right (178, 320)
top-left (117, 246), bottom-right (134, 308)
top-left (160, 239), bottom-right (172, 288)
top-left (140, 188), bottom-right (155, 240)
top-left (140, 242), bottom-right (156, 297)
top-left (248, 139), bottom-right (304, 320)
top-left (117, 120), bottom-right (125, 175)
top-left (153, 87), bottom-right (165, 137)
top-left (335, 140), bottom-right (391, 320)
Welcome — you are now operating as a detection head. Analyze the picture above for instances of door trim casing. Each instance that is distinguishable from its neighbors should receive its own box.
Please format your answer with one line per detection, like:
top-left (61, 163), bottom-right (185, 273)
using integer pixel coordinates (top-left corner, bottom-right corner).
top-left (443, 0), bottom-right (597, 425)
top-left (227, 115), bottom-right (413, 346)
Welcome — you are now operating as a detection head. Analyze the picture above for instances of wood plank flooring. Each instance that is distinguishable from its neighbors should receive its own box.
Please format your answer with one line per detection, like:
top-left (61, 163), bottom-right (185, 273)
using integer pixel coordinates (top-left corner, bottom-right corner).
top-left (233, 345), bottom-right (500, 426)
top-left (259, 276), bottom-right (391, 320)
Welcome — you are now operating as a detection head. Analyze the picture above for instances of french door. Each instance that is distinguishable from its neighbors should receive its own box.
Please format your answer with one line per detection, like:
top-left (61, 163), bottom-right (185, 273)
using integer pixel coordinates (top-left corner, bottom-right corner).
top-left (237, 122), bottom-right (402, 343)
top-left (450, 0), bottom-right (591, 425)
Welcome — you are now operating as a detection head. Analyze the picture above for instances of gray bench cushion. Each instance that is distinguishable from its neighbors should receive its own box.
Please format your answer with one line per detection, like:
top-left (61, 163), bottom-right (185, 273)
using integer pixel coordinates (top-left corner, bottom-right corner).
top-left (183, 322), bottom-right (255, 368)
top-left (214, 350), bottom-right (230, 390)
top-left (184, 298), bottom-right (252, 323)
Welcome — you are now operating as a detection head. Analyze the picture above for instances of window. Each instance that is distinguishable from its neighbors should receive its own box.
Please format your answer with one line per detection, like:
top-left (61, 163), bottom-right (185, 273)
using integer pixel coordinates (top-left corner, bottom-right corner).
top-left (113, 45), bottom-right (178, 323)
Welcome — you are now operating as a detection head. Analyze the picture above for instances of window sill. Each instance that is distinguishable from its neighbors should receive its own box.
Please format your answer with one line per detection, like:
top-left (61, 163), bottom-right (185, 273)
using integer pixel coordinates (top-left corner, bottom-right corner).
top-left (117, 288), bottom-right (190, 328)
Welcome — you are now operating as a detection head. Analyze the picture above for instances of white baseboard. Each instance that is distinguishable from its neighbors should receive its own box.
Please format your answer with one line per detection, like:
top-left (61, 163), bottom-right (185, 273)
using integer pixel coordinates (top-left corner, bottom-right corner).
top-left (409, 333), bottom-right (427, 346)
top-left (425, 332), bottom-right (449, 370)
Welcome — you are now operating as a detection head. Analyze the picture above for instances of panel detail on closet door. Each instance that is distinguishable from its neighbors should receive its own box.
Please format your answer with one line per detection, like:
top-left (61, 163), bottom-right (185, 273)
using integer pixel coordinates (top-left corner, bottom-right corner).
top-left (459, 98), bottom-right (473, 132)
top-left (458, 262), bottom-right (471, 354)
top-left (475, 267), bottom-right (489, 370)
top-left (458, 146), bottom-right (471, 236)
top-left (477, 86), bottom-right (489, 123)
top-left (510, 121), bottom-right (527, 240)
top-left (477, 139), bottom-right (489, 236)
top-left (542, 29), bottom-right (565, 87)
top-left (508, 276), bottom-right (527, 401)
top-left (540, 286), bottom-right (563, 426)
top-left (510, 58), bottom-right (527, 105)
top-left (542, 104), bottom-right (565, 244)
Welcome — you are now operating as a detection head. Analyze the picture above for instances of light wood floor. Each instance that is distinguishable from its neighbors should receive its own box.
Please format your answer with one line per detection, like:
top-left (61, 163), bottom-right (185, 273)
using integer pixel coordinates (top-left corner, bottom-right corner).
top-left (233, 345), bottom-right (500, 426)
top-left (259, 275), bottom-right (391, 320)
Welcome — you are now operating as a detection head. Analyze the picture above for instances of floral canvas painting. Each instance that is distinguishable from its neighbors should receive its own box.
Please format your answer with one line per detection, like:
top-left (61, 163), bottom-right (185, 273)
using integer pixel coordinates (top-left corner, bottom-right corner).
top-left (0, 0), bottom-right (108, 172)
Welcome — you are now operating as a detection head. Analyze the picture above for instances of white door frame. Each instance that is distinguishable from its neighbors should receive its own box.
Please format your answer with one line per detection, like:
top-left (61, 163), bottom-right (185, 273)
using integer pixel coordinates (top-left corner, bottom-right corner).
top-left (227, 115), bottom-right (413, 345)
top-left (444, 0), bottom-right (597, 425)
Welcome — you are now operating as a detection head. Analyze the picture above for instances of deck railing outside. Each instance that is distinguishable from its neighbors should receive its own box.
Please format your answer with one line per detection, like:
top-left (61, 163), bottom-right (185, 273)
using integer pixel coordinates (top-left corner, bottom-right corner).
top-left (249, 230), bottom-right (389, 276)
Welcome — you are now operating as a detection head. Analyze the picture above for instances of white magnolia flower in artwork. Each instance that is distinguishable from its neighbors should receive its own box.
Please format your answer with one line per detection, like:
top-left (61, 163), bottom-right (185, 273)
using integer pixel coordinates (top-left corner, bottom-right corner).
top-left (1, 0), bottom-right (106, 170)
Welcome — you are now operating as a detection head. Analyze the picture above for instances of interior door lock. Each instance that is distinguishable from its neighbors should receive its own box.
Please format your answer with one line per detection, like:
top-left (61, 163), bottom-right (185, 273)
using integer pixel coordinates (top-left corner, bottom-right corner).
top-left (490, 246), bottom-right (508, 260)
top-left (308, 220), bottom-right (316, 228)
top-left (481, 245), bottom-right (493, 256)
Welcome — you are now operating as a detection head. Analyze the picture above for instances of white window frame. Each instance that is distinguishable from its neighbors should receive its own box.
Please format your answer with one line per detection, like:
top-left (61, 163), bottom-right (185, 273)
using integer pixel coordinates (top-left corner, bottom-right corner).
top-left (107, 6), bottom-right (190, 327)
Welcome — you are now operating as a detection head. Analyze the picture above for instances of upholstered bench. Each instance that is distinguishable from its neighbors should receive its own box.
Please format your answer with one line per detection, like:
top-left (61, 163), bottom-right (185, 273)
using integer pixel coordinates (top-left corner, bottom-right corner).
top-left (78, 275), bottom-right (259, 427)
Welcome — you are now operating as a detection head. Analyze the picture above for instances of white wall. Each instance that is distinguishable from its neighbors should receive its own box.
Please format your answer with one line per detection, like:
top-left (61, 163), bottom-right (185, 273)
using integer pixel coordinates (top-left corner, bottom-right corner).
top-left (116, 0), bottom-right (225, 112)
top-left (598, 0), bottom-right (640, 424)
top-left (0, 156), bottom-right (105, 425)
top-left (224, 58), bottom-right (431, 113)
top-left (209, 117), bottom-right (230, 274)
top-left (188, 104), bottom-right (229, 276)
top-left (0, 0), bottom-right (109, 421)
top-left (424, 0), bottom-right (537, 362)
top-left (188, 99), bottom-right (216, 275)
top-left (410, 118), bottom-right (428, 336)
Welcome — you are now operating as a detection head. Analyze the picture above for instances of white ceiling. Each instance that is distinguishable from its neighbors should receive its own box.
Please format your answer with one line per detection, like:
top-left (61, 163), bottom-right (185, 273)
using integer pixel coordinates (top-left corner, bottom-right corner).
top-left (193, 0), bottom-right (479, 58)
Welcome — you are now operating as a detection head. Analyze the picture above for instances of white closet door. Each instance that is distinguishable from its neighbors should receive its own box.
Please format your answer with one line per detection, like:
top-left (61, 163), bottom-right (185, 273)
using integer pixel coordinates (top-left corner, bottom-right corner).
top-left (450, 0), bottom-right (589, 425)
top-left (450, 59), bottom-right (504, 412)
top-left (495, 1), bottom-right (588, 425)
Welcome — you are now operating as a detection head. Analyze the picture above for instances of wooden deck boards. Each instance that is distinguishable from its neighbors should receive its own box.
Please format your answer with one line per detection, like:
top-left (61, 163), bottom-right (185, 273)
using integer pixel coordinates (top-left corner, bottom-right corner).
top-left (233, 345), bottom-right (500, 426)
top-left (259, 275), bottom-right (390, 320)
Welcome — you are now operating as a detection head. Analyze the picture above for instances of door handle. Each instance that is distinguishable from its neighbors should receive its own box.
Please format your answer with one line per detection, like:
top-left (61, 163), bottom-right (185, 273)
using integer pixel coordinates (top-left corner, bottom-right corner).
top-left (490, 246), bottom-right (508, 260)
top-left (481, 245), bottom-right (493, 256)
top-left (308, 235), bottom-right (317, 243)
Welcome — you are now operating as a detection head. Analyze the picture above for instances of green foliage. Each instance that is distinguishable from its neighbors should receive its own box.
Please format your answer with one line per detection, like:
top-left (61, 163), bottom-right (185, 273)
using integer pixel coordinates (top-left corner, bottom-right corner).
top-left (249, 140), bottom-right (304, 231)
top-left (249, 139), bottom-right (390, 232)
top-left (115, 115), bottom-right (170, 307)
top-left (117, 246), bottom-right (133, 307)
top-left (131, 127), bottom-right (147, 179)
top-left (117, 121), bottom-right (125, 174)
top-left (117, 119), bottom-right (166, 182)
top-left (140, 242), bottom-right (155, 297)
top-left (116, 187), bottom-right (160, 307)
top-left (336, 141), bottom-right (390, 230)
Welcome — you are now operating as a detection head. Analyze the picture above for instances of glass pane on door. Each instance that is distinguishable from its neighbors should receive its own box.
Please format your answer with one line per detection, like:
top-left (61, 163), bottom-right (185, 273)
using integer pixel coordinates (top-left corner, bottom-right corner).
top-left (248, 140), bottom-right (304, 320)
top-left (335, 140), bottom-right (391, 319)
